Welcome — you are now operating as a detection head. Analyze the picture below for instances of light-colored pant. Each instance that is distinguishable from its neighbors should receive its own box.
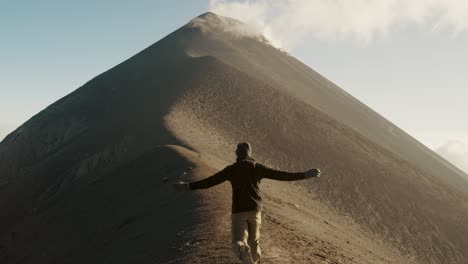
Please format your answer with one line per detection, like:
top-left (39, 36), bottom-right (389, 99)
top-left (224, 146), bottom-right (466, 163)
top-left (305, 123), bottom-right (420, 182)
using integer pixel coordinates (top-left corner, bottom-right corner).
top-left (231, 210), bottom-right (262, 264)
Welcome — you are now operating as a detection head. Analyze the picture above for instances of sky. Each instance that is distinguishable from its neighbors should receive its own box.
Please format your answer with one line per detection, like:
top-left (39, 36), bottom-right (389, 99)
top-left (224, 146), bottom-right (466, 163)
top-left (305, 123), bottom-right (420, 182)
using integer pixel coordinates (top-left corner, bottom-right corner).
top-left (1, 1), bottom-right (467, 173)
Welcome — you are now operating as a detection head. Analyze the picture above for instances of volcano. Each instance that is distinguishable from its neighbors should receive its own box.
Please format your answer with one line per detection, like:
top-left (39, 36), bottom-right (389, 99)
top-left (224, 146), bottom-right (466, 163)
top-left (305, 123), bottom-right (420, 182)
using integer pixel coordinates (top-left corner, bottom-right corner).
top-left (1, 12), bottom-right (467, 264)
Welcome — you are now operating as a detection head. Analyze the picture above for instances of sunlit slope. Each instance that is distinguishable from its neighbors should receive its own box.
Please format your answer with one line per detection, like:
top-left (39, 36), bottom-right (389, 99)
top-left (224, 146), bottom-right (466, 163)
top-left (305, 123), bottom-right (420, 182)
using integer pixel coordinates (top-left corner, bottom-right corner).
top-left (182, 12), bottom-right (468, 191)
top-left (164, 54), bottom-right (468, 264)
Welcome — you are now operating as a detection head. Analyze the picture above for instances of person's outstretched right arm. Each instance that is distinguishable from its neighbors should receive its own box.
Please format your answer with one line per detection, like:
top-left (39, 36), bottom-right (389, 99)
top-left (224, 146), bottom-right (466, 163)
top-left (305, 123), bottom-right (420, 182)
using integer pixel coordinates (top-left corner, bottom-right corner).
top-left (256, 163), bottom-right (321, 181)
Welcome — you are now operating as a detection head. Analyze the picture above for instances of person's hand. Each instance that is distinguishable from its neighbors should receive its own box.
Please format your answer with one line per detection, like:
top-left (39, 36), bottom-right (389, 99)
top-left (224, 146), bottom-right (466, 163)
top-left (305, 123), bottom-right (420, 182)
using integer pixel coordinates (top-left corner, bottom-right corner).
top-left (173, 181), bottom-right (190, 191)
top-left (305, 169), bottom-right (321, 179)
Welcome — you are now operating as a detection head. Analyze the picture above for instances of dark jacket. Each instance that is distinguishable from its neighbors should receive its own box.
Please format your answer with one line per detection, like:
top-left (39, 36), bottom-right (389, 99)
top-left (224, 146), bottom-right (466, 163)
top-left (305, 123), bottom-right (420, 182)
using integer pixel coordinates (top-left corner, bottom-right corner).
top-left (189, 158), bottom-right (306, 213)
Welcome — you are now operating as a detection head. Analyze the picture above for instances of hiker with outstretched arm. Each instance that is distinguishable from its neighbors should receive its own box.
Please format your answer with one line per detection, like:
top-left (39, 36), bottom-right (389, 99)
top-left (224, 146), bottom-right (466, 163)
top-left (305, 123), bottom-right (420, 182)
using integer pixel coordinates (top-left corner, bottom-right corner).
top-left (173, 142), bottom-right (321, 264)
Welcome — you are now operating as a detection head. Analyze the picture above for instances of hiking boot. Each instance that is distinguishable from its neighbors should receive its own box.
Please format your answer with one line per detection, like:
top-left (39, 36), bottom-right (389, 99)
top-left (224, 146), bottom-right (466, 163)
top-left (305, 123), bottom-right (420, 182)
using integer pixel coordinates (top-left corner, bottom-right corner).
top-left (239, 245), bottom-right (254, 264)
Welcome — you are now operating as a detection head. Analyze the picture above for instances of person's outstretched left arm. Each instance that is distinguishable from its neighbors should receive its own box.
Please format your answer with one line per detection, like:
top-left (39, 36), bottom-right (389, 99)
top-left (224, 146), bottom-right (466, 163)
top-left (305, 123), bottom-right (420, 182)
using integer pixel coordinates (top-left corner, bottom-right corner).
top-left (173, 166), bottom-right (231, 191)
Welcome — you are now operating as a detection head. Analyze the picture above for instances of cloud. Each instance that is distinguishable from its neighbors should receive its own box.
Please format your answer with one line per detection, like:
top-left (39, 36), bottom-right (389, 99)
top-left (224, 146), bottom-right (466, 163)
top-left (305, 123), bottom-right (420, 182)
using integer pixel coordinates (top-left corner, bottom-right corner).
top-left (436, 140), bottom-right (468, 175)
top-left (209, 0), bottom-right (468, 50)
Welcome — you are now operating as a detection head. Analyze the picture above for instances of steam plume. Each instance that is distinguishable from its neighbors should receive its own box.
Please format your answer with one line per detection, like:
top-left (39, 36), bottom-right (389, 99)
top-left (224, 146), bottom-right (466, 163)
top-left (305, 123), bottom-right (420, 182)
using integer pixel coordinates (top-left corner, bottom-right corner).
top-left (209, 0), bottom-right (468, 50)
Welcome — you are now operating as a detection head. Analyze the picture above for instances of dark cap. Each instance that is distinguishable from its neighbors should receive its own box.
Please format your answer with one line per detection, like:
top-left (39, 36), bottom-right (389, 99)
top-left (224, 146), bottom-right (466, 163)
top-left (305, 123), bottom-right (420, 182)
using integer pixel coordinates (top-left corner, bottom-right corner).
top-left (236, 142), bottom-right (252, 158)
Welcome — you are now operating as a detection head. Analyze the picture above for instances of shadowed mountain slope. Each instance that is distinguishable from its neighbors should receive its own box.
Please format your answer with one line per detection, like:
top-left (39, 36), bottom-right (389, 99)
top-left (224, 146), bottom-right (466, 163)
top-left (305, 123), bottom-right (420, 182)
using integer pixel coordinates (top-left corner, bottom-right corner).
top-left (1, 12), bottom-right (467, 264)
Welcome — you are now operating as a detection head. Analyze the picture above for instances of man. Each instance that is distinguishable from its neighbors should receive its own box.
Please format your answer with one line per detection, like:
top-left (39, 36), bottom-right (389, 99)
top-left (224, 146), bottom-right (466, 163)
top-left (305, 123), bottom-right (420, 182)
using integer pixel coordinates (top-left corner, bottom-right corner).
top-left (174, 142), bottom-right (321, 264)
